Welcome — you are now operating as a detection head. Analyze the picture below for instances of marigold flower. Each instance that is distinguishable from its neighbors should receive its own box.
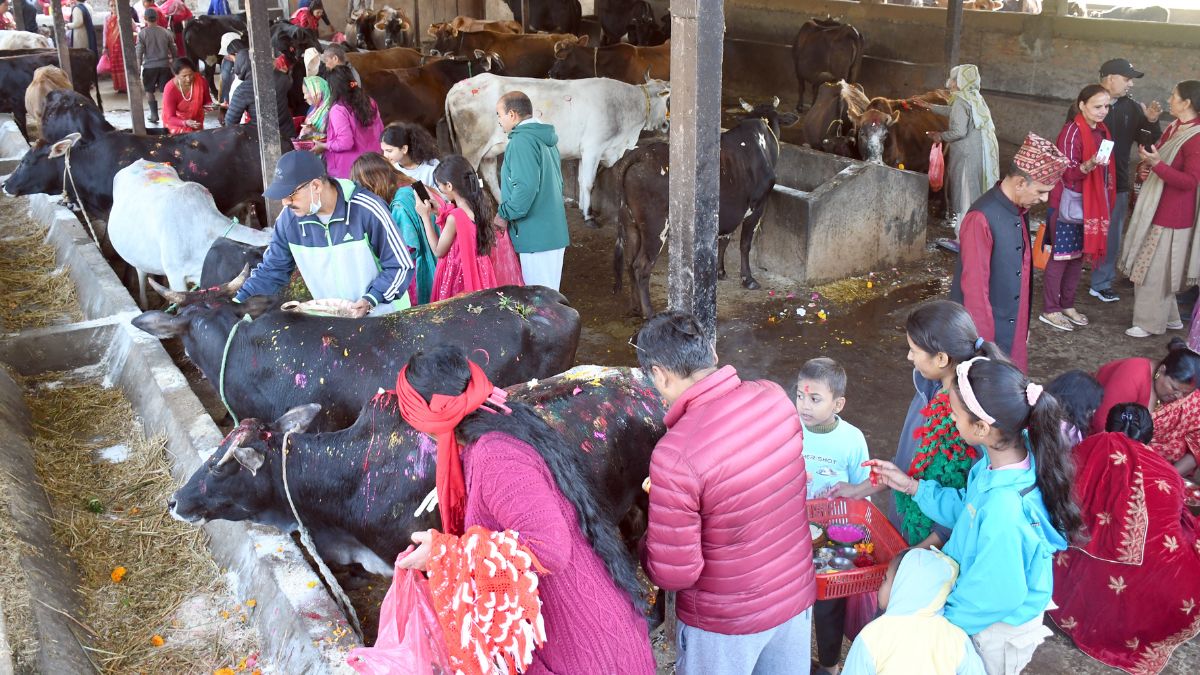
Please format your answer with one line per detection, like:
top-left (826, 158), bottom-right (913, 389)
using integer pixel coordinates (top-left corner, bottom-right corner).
top-left (245, 599), bottom-right (257, 608)
top-left (150, 635), bottom-right (165, 647)
top-left (110, 567), bottom-right (127, 583)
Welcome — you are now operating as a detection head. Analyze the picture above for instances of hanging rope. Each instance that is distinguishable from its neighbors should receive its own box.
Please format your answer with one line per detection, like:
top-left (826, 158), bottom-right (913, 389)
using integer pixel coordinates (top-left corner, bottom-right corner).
top-left (61, 143), bottom-right (101, 245)
top-left (217, 315), bottom-right (252, 424)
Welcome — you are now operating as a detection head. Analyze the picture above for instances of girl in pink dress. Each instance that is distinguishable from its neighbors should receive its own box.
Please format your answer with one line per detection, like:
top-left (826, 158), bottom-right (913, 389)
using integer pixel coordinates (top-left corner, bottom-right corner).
top-left (414, 155), bottom-right (524, 302)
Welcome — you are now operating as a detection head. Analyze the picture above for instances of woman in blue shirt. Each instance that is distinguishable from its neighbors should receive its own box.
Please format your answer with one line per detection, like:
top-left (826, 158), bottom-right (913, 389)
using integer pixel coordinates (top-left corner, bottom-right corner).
top-left (866, 357), bottom-right (1081, 674)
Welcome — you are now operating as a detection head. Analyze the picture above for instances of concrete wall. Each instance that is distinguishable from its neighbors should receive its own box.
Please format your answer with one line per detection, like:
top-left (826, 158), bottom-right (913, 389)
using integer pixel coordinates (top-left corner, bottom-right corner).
top-left (718, 0), bottom-right (1200, 146)
top-left (753, 145), bottom-right (928, 284)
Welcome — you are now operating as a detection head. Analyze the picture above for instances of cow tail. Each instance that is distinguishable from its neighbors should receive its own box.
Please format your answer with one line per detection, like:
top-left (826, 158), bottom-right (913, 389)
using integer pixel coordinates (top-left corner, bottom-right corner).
top-left (613, 215), bottom-right (625, 293)
top-left (444, 92), bottom-right (460, 154)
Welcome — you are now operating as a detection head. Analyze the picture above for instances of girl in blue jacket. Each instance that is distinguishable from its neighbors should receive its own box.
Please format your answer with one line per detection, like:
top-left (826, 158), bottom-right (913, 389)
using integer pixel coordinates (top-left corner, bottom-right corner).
top-left (866, 357), bottom-right (1082, 674)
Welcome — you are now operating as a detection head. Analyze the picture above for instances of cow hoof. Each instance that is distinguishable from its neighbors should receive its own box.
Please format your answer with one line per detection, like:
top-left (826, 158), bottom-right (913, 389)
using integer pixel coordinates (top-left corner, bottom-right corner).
top-left (742, 278), bottom-right (761, 290)
top-left (583, 218), bottom-right (601, 229)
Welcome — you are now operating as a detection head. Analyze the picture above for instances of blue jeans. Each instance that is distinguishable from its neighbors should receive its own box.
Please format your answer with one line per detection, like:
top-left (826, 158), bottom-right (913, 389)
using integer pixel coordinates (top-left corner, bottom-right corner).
top-left (676, 608), bottom-right (813, 675)
top-left (1090, 191), bottom-right (1130, 292)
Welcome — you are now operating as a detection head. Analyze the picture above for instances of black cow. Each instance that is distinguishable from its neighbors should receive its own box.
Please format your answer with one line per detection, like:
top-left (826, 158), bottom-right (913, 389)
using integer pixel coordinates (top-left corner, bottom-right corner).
top-left (629, 3), bottom-right (670, 47)
top-left (505, 0), bottom-right (582, 34)
top-left (595, 0), bottom-right (642, 45)
top-left (183, 14), bottom-right (246, 98)
top-left (132, 278), bottom-right (583, 432)
top-left (200, 238), bottom-right (265, 289)
top-left (613, 99), bottom-right (798, 317)
top-left (167, 366), bottom-right (665, 575)
top-left (39, 89), bottom-right (114, 144)
top-left (2, 124), bottom-right (265, 221)
top-left (363, 51), bottom-right (504, 132)
top-left (0, 49), bottom-right (101, 141)
top-left (791, 19), bottom-right (863, 110)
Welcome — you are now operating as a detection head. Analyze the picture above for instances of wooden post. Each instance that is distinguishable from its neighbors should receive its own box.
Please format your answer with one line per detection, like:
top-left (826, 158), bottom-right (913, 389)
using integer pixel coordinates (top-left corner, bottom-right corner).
top-left (666, 0), bottom-right (722, 340)
top-left (247, 0), bottom-right (284, 223)
top-left (944, 0), bottom-right (964, 69)
top-left (411, 0), bottom-right (420, 50)
top-left (520, 0), bottom-right (529, 32)
top-left (115, 0), bottom-right (146, 134)
top-left (12, 0), bottom-right (26, 31)
top-left (51, 1), bottom-right (73, 83)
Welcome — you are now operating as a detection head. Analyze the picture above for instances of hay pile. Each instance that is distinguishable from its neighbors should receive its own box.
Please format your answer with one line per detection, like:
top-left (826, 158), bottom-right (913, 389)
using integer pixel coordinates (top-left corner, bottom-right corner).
top-left (25, 373), bottom-right (261, 673)
top-left (0, 196), bottom-right (80, 330)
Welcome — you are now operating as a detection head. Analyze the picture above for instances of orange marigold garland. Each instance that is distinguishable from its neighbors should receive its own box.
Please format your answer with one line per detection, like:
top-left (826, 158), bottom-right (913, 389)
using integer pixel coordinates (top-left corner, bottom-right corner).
top-left (428, 526), bottom-right (548, 675)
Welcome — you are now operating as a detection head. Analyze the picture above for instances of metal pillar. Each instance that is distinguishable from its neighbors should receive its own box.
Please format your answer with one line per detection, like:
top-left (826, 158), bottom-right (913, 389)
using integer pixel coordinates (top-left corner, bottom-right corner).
top-left (247, 0), bottom-right (285, 223)
top-left (51, 2), bottom-right (73, 83)
top-left (945, 0), bottom-right (964, 69)
top-left (115, 0), bottom-right (146, 134)
top-left (666, 0), bottom-right (723, 340)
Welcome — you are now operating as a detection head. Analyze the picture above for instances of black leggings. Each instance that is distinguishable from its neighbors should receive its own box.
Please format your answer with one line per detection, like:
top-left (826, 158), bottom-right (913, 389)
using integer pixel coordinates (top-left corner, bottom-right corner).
top-left (814, 597), bottom-right (847, 667)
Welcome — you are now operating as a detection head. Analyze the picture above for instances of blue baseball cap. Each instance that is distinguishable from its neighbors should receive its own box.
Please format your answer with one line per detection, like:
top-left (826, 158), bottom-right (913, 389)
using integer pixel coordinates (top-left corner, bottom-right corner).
top-left (263, 150), bottom-right (327, 200)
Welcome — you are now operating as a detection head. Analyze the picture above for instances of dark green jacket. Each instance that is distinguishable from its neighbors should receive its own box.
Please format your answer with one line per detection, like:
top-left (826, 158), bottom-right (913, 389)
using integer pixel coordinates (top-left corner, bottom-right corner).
top-left (498, 121), bottom-right (569, 254)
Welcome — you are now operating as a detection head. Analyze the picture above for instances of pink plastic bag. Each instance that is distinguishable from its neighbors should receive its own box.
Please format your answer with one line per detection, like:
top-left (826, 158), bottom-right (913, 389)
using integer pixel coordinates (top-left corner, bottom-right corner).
top-left (96, 53), bottom-right (111, 75)
top-left (843, 591), bottom-right (879, 641)
top-left (346, 560), bottom-right (452, 675)
top-left (928, 142), bottom-right (945, 192)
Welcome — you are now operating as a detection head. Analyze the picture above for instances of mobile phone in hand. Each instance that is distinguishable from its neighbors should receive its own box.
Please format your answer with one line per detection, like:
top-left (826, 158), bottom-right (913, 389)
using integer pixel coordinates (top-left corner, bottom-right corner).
top-left (1137, 128), bottom-right (1154, 150)
top-left (1095, 139), bottom-right (1114, 164)
top-left (411, 182), bottom-right (431, 204)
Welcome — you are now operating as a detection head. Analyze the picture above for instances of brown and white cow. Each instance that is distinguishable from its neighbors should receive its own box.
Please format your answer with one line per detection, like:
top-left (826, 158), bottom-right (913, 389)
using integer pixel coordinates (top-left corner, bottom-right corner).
top-left (841, 83), bottom-right (949, 173)
top-left (791, 19), bottom-right (863, 110)
top-left (547, 36), bottom-right (669, 83)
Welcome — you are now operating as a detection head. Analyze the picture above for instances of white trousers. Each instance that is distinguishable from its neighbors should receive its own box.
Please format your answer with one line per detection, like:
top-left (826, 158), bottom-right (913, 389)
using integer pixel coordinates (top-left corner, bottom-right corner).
top-left (519, 248), bottom-right (565, 292)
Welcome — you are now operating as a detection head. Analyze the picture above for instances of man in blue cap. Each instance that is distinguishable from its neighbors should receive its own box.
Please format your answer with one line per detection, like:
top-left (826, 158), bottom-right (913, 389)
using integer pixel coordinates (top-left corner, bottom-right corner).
top-left (234, 150), bottom-right (414, 316)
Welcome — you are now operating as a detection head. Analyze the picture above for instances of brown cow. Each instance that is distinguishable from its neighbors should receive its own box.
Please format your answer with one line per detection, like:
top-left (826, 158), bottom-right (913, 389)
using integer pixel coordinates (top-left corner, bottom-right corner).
top-left (547, 36), bottom-right (669, 83)
top-left (347, 6), bottom-right (412, 50)
top-left (362, 50), bottom-right (502, 132)
top-left (841, 83), bottom-right (949, 173)
top-left (427, 16), bottom-right (523, 37)
top-left (801, 80), bottom-right (858, 156)
top-left (346, 46), bottom-right (436, 77)
top-left (24, 64), bottom-right (72, 139)
top-left (792, 19), bottom-right (863, 110)
top-left (429, 30), bottom-right (578, 78)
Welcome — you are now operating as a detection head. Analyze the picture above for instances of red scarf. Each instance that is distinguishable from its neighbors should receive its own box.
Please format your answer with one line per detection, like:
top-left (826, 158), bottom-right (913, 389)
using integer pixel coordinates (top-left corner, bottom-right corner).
top-left (1074, 113), bottom-right (1116, 262)
top-left (393, 362), bottom-right (496, 535)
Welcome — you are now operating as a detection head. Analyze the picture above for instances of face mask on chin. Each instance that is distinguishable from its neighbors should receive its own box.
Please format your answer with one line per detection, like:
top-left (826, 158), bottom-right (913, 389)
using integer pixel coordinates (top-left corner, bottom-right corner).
top-left (308, 183), bottom-right (322, 215)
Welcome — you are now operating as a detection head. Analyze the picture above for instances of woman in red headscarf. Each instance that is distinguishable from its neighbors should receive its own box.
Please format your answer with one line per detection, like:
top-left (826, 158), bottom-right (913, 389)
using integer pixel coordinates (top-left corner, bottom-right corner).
top-left (1050, 403), bottom-right (1200, 674)
top-left (392, 344), bottom-right (654, 675)
top-left (103, 12), bottom-right (126, 93)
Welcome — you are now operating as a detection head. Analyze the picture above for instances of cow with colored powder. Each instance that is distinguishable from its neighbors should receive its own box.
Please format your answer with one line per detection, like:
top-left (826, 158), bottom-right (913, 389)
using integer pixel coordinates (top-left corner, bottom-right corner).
top-left (132, 275), bottom-right (582, 431)
top-left (167, 365), bottom-right (666, 576)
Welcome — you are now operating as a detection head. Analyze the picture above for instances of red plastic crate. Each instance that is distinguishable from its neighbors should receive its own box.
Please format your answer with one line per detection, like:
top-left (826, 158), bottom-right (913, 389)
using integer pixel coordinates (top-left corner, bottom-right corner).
top-left (808, 498), bottom-right (907, 600)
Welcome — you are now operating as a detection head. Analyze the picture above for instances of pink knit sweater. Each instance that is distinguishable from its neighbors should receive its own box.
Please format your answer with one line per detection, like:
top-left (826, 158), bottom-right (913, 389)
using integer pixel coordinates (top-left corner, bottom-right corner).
top-left (461, 431), bottom-right (655, 674)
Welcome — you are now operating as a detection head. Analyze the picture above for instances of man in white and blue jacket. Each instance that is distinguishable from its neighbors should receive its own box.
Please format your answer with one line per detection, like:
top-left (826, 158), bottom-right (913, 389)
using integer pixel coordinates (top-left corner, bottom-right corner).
top-left (235, 151), bottom-right (414, 316)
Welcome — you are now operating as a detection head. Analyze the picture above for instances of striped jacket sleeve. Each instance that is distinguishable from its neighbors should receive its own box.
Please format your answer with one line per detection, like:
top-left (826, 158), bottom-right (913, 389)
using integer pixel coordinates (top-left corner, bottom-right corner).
top-left (353, 192), bottom-right (414, 306)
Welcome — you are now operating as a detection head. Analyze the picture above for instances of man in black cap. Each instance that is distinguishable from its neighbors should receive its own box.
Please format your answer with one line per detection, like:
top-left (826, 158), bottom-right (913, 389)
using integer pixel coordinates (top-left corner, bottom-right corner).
top-left (233, 151), bottom-right (414, 317)
top-left (1089, 57), bottom-right (1163, 303)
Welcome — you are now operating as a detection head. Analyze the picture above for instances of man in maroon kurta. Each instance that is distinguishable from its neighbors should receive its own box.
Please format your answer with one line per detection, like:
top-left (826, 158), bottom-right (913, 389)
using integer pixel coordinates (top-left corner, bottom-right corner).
top-left (951, 133), bottom-right (1069, 371)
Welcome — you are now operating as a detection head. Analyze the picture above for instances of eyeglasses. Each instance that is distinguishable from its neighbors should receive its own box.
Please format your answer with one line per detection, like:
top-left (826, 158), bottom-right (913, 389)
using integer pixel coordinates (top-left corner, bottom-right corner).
top-left (282, 181), bottom-right (309, 203)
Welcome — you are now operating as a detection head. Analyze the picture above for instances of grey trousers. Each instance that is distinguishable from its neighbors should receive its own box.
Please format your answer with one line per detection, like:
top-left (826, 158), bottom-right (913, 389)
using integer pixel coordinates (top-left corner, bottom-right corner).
top-left (676, 607), bottom-right (813, 675)
top-left (1090, 190), bottom-right (1130, 292)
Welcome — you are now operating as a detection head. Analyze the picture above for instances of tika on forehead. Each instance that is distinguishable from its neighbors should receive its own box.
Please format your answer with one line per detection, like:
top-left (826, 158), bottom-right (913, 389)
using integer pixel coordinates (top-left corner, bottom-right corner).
top-left (1013, 132), bottom-right (1070, 185)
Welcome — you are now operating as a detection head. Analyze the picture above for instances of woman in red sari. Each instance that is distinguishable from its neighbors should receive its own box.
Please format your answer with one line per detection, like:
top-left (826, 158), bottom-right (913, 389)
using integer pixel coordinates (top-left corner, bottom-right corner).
top-left (103, 12), bottom-right (125, 92)
top-left (1091, 338), bottom-right (1200, 476)
top-left (413, 154), bottom-right (523, 302)
top-left (1050, 403), bottom-right (1200, 675)
top-left (161, 57), bottom-right (210, 135)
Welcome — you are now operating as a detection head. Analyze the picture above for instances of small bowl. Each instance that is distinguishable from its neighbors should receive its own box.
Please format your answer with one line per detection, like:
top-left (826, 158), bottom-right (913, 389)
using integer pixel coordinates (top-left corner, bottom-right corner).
top-left (291, 138), bottom-right (316, 151)
top-left (834, 545), bottom-right (858, 560)
top-left (830, 556), bottom-right (855, 571)
top-left (814, 547), bottom-right (836, 562)
top-left (827, 523), bottom-right (868, 546)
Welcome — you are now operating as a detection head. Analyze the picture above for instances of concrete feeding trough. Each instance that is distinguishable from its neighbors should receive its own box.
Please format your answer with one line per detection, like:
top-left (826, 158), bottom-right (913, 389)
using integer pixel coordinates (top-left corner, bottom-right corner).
top-left (0, 116), bottom-right (30, 175)
top-left (0, 192), bottom-right (360, 673)
top-left (753, 144), bottom-right (929, 285)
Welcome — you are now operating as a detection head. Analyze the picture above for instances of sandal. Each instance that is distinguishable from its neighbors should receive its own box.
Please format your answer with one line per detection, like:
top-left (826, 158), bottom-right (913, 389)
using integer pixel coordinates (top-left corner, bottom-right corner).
top-left (1063, 308), bottom-right (1089, 326)
top-left (1039, 312), bottom-right (1074, 331)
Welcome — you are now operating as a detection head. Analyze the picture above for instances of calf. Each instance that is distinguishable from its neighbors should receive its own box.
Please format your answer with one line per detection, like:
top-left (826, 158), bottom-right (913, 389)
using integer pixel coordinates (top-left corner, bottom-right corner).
top-left (801, 80), bottom-right (857, 156)
top-left (0, 29), bottom-right (53, 50)
top-left (132, 281), bottom-right (582, 431)
top-left (614, 99), bottom-right (799, 316)
top-left (109, 160), bottom-right (272, 307)
top-left (168, 366), bottom-right (664, 575)
top-left (0, 49), bottom-right (102, 141)
top-left (182, 14), bottom-right (246, 98)
top-left (842, 84), bottom-right (949, 172)
top-left (791, 19), bottom-right (863, 110)
top-left (430, 30), bottom-right (577, 78)
top-left (445, 73), bottom-right (670, 227)
top-left (363, 50), bottom-right (503, 132)
top-left (548, 36), bottom-right (670, 83)
top-left (503, 0), bottom-right (582, 33)
top-left (23, 65), bottom-right (71, 138)
top-left (2, 124), bottom-right (265, 221)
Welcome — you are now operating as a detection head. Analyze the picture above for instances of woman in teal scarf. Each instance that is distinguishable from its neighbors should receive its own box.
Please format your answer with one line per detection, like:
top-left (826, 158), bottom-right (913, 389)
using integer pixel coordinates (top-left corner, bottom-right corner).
top-left (351, 152), bottom-right (438, 305)
top-left (300, 75), bottom-right (332, 139)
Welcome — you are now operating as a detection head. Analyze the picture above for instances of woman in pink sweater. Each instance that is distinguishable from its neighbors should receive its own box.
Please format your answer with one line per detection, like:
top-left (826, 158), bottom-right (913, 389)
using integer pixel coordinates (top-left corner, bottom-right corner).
top-left (314, 65), bottom-right (383, 178)
top-left (395, 345), bottom-right (655, 674)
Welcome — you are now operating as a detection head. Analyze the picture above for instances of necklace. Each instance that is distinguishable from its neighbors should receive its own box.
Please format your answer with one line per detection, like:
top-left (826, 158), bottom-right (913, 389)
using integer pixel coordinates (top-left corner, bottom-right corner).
top-left (179, 80), bottom-right (193, 102)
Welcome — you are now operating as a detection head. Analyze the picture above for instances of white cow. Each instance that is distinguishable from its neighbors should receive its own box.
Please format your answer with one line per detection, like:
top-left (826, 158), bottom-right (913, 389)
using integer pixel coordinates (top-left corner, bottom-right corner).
top-left (109, 159), bottom-right (272, 308)
top-left (445, 73), bottom-right (670, 226)
top-left (0, 30), bottom-right (53, 50)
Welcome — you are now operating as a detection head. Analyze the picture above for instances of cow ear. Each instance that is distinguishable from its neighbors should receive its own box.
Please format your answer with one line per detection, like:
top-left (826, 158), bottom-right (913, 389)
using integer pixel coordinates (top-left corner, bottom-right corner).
top-left (888, 110), bottom-right (901, 126)
top-left (47, 132), bottom-right (81, 159)
top-left (427, 23), bottom-right (439, 37)
top-left (131, 311), bottom-right (191, 339)
top-left (578, 35), bottom-right (589, 47)
top-left (473, 49), bottom-right (485, 59)
top-left (232, 446), bottom-right (265, 476)
top-left (274, 403), bottom-right (322, 434)
top-left (233, 295), bottom-right (276, 319)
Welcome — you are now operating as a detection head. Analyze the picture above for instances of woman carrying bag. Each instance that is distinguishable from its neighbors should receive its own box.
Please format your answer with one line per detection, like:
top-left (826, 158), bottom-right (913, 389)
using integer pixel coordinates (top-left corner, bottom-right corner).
top-left (1123, 80), bottom-right (1200, 338)
top-left (1040, 84), bottom-right (1115, 333)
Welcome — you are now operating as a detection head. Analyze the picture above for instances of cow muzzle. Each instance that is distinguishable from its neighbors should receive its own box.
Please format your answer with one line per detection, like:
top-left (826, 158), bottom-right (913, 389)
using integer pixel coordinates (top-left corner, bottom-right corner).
top-left (167, 496), bottom-right (204, 524)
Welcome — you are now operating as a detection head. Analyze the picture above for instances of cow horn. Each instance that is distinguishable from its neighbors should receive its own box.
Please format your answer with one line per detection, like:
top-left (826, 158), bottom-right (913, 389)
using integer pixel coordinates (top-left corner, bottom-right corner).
top-left (147, 277), bottom-right (187, 305)
top-left (772, 96), bottom-right (780, 109)
top-left (740, 98), bottom-right (753, 113)
top-left (215, 444), bottom-right (238, 466)
top-left (222, 264), bottom-right (250, 296)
